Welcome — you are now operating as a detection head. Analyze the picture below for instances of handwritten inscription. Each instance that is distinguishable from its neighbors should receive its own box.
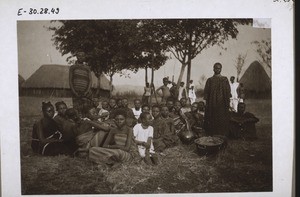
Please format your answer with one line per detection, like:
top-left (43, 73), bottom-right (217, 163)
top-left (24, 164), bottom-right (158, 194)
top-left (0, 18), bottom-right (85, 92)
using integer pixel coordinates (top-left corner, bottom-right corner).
top-left (18, 8), bottom-right (59, 16)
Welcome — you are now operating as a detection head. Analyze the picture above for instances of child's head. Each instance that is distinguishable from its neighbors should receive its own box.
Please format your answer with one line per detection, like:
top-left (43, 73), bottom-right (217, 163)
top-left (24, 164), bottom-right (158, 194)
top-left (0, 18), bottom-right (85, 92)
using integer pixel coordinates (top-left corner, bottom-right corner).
top-left (166, 99), bottom-right (174, 112)
top-left (109, 98), bottom-right (116, 108)
top-left (76, 51), bottom-right (86, 64)
top-left (161, 105), bottom-right (169, 118)
top-left (151, 105), bottom-right (160, 119)
top-left (122, 98), bottom-right (129, 108)
top-left (134, 99), bottom-right (141, 109)
top-left (146, 82), bottom-right (150, 87)
top-left (180, 82), bottom-right (185, 87)
top-left (117, 98), bottom-right (123, 108)
top-left (65, 108), bottom-right (80, 122)
top-left (101, 100), bottom-right (109, 110)
top-left (114, 109), bottom-right (127, 128)
top-left (198, 101), bottom-right (205, 112)
top-left (238, 103), bottom-right (246, 114)
top-left (180, 98), bottom-right (187, 107)
top-left (141, 104), bottom-right (150, 113)
top-left (84, 105), bottom-right (98, 120)
top-left (140, 112), bottom-right (152, 127)
top-left (55, 101), bottom-right (67, 116)
top-left (92, 98), bottom-right (100, 108)
top-left (42, 102), bottom-right (55, 119)
top-left (174, 101), bottom-right (182, 112)
top-left (191, 102), bottom-right (199, 113)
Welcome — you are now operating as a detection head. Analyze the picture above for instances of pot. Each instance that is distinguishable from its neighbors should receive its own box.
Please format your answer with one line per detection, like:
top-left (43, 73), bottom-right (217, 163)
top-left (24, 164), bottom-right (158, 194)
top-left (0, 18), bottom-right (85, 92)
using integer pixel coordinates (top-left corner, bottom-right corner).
top-left (194, 136), bottom-right (224, 156)
top-left (178, 129), bottom-right (196, 145)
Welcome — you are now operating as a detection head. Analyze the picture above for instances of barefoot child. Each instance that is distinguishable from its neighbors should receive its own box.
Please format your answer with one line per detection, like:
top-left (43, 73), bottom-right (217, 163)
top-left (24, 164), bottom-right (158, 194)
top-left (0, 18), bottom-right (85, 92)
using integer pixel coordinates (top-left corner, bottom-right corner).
top-left (133, 112), bottom-right (158, 165)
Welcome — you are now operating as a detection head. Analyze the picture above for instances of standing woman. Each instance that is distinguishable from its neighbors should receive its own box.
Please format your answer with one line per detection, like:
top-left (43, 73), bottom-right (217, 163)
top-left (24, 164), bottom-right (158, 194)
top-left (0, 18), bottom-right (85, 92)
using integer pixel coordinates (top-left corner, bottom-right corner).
top-left (31, 102), bottom-right (72, 156)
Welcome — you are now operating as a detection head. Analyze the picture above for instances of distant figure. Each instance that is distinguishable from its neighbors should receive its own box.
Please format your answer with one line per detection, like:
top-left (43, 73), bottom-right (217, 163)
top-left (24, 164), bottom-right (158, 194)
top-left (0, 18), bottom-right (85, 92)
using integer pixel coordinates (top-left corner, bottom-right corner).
top-left (188, 80), bottom-right (196, 104)
top-left (229, 76), bottom-right (239, 112)
top-left (204, 63), bottom-right (231, 136)
top-left (169, 82), bottom-right (179, 102)
top-left (69, 51), bottom-right (93, 118)
top-left (178, 82), bottom-right (187, 101)
top-left (142, 82), bottom-right (151, 105)
top-left (156, 77), bottom-right (171, 103)
top-left (98, 100), bottom-right (109, 122)
top-left (237, 83), bottom-right (245, 103)
top-left (229, 103), bottom-right (259, 140)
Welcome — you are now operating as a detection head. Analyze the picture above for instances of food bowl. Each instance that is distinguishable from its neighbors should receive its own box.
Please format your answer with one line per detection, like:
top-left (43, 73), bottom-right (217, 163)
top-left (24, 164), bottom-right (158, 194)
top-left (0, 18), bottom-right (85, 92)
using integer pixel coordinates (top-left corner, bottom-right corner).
top-left (194, 136), bottom-right (225, 156)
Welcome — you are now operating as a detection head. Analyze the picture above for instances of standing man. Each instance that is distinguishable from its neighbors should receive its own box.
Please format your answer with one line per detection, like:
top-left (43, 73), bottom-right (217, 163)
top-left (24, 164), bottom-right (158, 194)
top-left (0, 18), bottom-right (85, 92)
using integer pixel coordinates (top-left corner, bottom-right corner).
top-left (169, 82), bottom-right (179, 102)
top-left (188, 80), bottom-right (196, 104)
top-left (229, 76), bottom-right (239, 112)
top-left (204, 63), bottom-right (231, 136)
top-left (178, 82), bottom-right (187, 101)
top-left (156, 77), bottom-right (171, 104)
top-left (69, 51), bottom-right (93, 118)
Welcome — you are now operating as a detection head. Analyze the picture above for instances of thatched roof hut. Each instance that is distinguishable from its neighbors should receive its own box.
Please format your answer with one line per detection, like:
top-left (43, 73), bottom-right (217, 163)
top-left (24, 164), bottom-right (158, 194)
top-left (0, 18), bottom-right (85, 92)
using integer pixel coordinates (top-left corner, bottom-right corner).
top-left (239, 61), bottom-right (271, 98)
top-left (21, 64), bottom-right (111, 97)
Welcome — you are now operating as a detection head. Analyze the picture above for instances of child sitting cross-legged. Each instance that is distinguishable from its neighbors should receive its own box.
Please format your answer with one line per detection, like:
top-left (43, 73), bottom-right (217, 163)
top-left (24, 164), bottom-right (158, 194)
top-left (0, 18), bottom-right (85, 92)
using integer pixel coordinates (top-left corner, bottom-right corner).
top-left (133, 112), bottom-right (158, 165)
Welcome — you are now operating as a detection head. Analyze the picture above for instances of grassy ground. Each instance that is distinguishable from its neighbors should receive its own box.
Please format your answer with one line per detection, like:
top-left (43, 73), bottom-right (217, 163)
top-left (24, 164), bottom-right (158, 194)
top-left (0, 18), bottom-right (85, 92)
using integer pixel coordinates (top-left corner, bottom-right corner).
top-left (19, 96), bottom-right (272, 194)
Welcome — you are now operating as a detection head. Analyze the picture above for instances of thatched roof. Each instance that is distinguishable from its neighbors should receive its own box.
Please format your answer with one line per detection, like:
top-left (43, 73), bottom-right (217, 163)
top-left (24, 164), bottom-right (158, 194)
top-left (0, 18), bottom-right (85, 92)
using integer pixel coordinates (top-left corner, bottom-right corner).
top-left (22, 64), bottom-right (111, 90)
top-left (239, 61), bottom-right (271, 92)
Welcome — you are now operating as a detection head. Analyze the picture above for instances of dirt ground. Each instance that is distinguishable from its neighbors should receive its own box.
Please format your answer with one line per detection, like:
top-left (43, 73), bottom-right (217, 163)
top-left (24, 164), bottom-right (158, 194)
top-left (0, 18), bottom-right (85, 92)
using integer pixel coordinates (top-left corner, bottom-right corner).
top-left (19, 97), bottom-right (272, 194)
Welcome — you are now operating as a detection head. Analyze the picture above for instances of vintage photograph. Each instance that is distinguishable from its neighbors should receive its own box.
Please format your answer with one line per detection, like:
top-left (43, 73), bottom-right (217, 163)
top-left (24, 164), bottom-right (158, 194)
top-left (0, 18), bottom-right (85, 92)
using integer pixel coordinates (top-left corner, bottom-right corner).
top-left (18, 19), bottom-right (273, 194)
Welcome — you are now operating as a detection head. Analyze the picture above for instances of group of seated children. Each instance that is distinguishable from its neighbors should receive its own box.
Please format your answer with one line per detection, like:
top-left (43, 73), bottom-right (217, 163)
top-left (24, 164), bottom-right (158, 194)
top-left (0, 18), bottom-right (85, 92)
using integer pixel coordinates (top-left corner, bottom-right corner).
top-left (31, 97), bottom-right (259, 167)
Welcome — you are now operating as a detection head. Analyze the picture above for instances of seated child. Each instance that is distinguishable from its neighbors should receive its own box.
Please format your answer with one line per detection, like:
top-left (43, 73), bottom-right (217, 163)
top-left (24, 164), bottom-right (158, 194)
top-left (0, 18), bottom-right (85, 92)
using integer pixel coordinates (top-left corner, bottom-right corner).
top-left (229, 103), bottom-right (259, 140)
top-left (160, 105), bottom-right (179, 146)
top-left (132, 99), bottom-right (142, 120)
top-left (97, 100), bottom-right (110, 122)
top-left (184, 102), bottom-right (205, 137)
top-left (180, 98), bottom-right (191, 114)
top-left (137, 104), bottom-right (153, 123)
top-left (89, 109), bottom-right (135, 167)
top-left (151, 105), bottom-right (178, 152)
top-left (170, 101), bottom-right (187, 134)
top-left (53, 101), bottom-right (68, 132)
top-left (31, 102), bottom-right (72, 156)
top-left (166, 98), bottom-right (175, 113)
top-left (133, 112), bottom-right (158, 165)
top-left (122, 98), bottom-right (137, 127)
top-left (66, 106), bottom-right (110, 156)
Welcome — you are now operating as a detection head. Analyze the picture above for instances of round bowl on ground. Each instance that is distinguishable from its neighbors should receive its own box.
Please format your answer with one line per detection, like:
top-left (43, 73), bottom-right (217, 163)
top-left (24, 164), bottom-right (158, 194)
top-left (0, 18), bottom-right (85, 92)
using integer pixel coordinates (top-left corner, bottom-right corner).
top-left (194, 136), bottom-right (225, 156)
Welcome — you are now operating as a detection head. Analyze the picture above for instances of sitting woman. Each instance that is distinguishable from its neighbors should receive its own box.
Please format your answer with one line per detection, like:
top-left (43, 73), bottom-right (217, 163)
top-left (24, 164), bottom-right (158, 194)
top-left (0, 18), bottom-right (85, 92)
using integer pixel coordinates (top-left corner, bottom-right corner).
top-left (151, 105), bottom-right (178, 152)
top-left (229, 103), bottom-right (259, 140)
top-left (31, 102), bottom-right (72, 156)
top-left (65, 106), bottom-right (110, 156)
top-left (89, 109), bottom-right (135, 166)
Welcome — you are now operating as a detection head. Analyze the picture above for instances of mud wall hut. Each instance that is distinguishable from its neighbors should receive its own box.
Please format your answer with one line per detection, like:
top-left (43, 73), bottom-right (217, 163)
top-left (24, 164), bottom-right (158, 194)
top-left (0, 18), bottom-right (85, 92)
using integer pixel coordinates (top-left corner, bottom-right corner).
top-left (21, 64), bottom-right (111, 98)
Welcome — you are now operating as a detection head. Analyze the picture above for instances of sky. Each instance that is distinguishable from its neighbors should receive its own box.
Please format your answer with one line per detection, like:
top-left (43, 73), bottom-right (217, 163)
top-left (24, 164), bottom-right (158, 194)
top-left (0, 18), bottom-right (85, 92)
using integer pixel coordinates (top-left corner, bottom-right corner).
top-left (17, 20), bottom-right (271, 88)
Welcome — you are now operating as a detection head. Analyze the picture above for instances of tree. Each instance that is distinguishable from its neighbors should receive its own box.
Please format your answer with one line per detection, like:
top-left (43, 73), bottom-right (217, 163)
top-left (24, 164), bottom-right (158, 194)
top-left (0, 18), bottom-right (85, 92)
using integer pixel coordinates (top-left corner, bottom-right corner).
top-left (252, 39), bottom-right (271, 69)
top-left (235, 53), bottom-right (247, 81)
top-left (50, 20), bottom-right (168, 97)
top-left (159, 19), bottom-right (252, 88)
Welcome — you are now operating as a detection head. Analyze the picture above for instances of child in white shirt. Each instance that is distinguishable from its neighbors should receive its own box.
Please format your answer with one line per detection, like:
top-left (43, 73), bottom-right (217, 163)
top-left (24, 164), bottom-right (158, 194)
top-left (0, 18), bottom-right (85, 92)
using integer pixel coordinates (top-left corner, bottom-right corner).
top-left (133, 112), bottom-right (158, 165)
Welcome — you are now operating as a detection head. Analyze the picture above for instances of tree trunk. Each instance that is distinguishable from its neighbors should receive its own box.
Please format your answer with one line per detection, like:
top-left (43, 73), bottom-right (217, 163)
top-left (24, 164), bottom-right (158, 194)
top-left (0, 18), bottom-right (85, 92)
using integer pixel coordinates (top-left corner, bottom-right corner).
top-left (109, 74), bottom-right (113, 98)
top-left (186, 57), bottom-right (191, 90)
top-left (96, 74), bottom-right (101, 98)
top-left (177, 63), bottom-right (187, 87)
top-left (145, 66), bottom-right (148, 85)
top-left (150, 67), bottom-right (155, 106)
